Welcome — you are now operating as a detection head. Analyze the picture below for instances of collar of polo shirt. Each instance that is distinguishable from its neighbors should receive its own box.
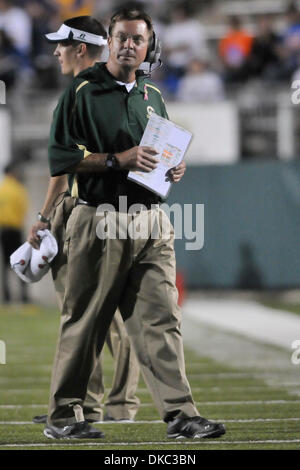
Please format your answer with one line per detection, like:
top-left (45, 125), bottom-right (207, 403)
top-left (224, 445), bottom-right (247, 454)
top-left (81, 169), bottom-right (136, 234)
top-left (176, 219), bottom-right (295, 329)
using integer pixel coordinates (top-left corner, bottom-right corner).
top-left (45, 24), bottom-right (107, 46)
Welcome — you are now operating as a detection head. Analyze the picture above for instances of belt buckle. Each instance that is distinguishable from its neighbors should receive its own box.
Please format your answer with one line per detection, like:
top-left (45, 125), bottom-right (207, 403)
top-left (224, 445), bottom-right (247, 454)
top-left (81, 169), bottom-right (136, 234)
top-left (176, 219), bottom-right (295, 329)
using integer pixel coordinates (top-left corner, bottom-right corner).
top-left (76, 198), bottom-right (89, 206)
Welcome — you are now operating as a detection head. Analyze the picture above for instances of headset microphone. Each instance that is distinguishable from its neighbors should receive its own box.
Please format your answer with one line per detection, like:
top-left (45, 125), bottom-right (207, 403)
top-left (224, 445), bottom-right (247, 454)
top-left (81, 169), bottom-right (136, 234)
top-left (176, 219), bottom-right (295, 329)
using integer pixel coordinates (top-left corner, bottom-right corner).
top-left (139, 31), bottom-right (162, 76)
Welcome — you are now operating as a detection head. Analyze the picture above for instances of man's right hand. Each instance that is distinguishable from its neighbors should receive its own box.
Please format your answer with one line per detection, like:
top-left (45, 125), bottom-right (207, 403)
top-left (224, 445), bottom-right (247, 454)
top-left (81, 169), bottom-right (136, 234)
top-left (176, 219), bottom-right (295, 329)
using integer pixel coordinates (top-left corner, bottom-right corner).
top-left (116, 146), bottom-right (159, 172)
top-left (27, 221), bottom-right (49, 249)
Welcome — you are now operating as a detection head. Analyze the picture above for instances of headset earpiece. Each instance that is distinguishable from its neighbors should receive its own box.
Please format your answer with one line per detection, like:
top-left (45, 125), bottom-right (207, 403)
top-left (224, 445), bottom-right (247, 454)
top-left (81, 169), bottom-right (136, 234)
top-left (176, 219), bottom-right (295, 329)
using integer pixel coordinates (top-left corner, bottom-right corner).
top-left (145, 31), bottom-right (161, 64)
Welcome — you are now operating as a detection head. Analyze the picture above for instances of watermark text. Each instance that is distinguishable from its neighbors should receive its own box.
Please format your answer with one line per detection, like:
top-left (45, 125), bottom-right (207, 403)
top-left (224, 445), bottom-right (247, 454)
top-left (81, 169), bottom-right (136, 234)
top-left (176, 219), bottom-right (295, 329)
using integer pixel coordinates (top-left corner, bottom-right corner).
top-left (291, 340), bottom-right (300, 365)
top-left (0, 80), bottom-right (6, 104)
top-left (0, 340), bottom-right (6, 364)
top-left (95, 196), bottom-right (204, 251)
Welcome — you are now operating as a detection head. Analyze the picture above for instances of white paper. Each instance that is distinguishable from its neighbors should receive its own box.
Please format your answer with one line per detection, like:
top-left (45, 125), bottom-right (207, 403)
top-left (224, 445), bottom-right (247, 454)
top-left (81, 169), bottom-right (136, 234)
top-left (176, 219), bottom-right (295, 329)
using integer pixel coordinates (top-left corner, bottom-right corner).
top-left (127, 113), bottom-right (192, 198)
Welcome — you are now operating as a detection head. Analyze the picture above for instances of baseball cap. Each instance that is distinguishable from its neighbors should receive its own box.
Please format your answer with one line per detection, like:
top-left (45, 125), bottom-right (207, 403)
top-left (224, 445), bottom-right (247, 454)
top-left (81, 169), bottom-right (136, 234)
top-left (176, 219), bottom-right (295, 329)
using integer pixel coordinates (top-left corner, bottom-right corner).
top-left (45, 23), bottom-right (107, 46)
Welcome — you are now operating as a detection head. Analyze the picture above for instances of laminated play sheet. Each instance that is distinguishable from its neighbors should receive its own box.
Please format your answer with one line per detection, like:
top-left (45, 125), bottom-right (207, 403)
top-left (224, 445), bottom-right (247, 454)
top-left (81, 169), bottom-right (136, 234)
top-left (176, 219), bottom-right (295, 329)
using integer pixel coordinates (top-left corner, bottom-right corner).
top-left (128, 113), bottom-right (192, 198)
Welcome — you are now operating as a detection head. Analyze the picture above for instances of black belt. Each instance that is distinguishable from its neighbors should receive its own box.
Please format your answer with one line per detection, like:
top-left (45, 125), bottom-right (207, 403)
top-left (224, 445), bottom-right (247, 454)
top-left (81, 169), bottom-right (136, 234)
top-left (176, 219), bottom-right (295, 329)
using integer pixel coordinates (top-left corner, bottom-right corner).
top-left (75, 198), bottom-right (159, 211)
top-left (75, 198), bottom-right (98, 207)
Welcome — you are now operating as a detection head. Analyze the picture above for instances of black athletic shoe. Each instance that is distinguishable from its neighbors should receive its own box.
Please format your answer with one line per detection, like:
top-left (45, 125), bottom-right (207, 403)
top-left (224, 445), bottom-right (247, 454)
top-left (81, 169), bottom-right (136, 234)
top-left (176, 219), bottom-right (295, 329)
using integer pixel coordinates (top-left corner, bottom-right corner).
top-left (43, 420), bottom-right (105, 439)
top-left (167, 416), bottom-right (226, 439)
top-left (33, 414), bottom-right (47, 424)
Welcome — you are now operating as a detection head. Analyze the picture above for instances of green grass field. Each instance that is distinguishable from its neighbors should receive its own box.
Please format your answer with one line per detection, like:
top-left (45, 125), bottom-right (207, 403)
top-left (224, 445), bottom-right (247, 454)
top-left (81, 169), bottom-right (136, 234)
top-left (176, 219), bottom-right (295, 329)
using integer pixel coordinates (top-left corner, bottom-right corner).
top-left (0, 303), bottom-right (300, 451)
top-left (262, 300), bottom-right (300, 317)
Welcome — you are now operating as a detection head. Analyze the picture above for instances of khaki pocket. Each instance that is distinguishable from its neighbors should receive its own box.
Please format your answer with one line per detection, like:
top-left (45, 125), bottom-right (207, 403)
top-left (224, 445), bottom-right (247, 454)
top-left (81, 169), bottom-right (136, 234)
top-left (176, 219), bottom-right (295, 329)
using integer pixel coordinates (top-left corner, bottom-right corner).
top-left (64, 205), bottom-right (81, 242)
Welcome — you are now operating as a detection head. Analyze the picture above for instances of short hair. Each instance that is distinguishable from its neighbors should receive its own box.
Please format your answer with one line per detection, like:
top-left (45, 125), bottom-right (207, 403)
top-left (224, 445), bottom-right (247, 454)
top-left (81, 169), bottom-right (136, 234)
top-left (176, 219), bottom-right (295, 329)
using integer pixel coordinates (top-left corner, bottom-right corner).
top-left (108, 7), bottom-right (153, 38)
top-left (59, 16), bottom-right (107, 59)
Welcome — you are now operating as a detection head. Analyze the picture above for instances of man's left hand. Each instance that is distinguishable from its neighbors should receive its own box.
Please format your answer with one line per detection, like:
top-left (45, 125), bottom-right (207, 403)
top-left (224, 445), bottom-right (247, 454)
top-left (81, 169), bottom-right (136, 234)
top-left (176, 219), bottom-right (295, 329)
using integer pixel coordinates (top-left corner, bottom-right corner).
top-left (27, 221), bottom-right (49, 249)
top-left (167, 160), bottom-right (186, 183)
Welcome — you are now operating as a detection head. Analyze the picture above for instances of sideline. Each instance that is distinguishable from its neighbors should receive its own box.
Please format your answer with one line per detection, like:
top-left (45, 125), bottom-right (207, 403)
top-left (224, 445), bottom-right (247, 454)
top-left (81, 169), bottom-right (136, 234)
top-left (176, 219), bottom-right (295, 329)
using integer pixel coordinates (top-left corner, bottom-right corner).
top-left (183, 298), bottom-right (300, 350)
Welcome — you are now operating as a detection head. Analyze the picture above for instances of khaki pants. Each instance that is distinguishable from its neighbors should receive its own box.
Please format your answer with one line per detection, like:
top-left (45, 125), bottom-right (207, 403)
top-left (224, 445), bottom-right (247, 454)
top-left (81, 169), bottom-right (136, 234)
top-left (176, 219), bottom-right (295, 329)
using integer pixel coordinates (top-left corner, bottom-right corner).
top-left (48, 205), bottom-right (199, 426)
top-left (50, 196), bottom-right (140, 421)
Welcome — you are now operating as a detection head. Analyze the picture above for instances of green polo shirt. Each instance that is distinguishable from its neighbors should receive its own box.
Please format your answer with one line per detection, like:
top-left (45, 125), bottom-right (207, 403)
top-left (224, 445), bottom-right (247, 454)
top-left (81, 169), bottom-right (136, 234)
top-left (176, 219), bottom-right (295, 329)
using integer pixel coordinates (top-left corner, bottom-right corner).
top-left (48, 62), bottom-right (168, 205)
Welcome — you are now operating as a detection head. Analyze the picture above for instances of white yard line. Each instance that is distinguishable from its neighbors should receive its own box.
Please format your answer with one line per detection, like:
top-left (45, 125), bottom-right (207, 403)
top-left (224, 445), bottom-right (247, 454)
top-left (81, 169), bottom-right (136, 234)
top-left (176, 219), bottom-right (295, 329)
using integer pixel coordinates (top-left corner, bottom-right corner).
top-left (4, 384), bottom-right (297, 394)
top-left (0, 390), bottom-right (47, 394)
top-left (1, 399), bottom-right (300, 409)
top-left (0, 405), bottom-right (47, 408)
top-left (138, 400), bottom-right (300, 406)
top-left (200, 399), bottom-right (300, 405)
top-left (0, 439), bottom-right (300, 448)
top-left (1, 417), bottom-right (300, 425)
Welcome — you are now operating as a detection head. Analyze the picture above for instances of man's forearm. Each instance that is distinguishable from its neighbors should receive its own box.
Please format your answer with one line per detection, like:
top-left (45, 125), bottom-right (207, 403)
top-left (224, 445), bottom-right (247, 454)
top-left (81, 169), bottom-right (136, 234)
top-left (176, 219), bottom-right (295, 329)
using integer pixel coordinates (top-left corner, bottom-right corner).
top-left (72, 153), bottom-right (108, 173)
top-left (70, 147), bottom-right (158, 173)
top-left (40, 175), bottom-right (68, 219)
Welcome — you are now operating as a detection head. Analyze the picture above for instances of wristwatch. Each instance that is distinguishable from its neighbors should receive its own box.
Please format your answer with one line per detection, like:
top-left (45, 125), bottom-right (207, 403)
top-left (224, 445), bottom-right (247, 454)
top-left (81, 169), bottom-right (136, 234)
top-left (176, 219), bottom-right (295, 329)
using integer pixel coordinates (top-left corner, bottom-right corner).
top-left (105, 153), bottom-right (119, 170)
top-left (37, 212), bottom-right (50, 224)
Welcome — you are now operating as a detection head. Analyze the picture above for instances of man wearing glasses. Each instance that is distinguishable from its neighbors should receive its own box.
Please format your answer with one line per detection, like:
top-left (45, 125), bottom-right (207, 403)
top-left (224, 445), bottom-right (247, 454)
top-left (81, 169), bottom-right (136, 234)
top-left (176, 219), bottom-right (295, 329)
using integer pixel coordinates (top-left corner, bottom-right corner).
top-left (43, 7), bottom-right (225, 441)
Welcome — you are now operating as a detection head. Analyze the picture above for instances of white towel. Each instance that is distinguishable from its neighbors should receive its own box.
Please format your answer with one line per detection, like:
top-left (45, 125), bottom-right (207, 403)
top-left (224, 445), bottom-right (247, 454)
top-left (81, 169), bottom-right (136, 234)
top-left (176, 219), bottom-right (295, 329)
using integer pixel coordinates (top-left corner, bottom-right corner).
top-left (10, 230), bottom-right (58, 283)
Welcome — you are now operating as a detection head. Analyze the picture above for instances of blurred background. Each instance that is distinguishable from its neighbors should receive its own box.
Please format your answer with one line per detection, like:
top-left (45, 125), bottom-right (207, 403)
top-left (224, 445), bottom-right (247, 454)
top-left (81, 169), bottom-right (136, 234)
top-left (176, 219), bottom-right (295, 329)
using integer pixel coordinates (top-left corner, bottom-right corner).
top-left (1, 0), bottom-right (300, 305)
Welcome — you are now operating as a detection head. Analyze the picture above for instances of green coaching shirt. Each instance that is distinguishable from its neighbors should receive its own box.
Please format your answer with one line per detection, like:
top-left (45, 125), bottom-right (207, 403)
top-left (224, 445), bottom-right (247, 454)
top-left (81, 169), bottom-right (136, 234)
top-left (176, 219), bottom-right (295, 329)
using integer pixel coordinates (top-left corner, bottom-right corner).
top-left (48, 62), bottom-right (169, 206)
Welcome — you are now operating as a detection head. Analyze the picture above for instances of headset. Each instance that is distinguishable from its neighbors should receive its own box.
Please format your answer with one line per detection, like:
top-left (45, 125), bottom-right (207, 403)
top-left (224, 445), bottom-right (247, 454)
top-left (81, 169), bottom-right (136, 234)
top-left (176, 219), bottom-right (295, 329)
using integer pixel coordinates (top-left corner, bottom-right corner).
top-left (139, 30), bottom-right (162, 76)
top-left (145, 31), bottom-right (161, 65)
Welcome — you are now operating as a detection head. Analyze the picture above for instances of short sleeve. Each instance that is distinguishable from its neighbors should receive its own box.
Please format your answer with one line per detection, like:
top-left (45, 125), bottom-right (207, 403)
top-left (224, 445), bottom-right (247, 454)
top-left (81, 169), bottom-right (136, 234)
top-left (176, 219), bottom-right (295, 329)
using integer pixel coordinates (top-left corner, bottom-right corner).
top-left (48, 84), bottom-right (85, 176)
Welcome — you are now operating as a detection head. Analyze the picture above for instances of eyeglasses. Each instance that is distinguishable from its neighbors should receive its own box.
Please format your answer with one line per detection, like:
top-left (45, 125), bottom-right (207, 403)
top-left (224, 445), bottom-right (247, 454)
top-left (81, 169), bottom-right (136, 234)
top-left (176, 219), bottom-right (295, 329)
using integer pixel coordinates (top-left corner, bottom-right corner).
top-left (112, 33), bottom-right (147, 46)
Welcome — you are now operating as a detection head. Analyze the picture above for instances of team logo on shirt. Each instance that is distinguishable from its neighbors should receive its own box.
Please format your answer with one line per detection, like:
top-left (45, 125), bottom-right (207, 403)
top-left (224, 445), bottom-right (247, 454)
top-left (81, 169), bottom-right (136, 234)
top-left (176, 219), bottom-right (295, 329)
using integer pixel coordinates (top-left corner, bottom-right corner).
top-left (147, 106), bottom-right (155, 118)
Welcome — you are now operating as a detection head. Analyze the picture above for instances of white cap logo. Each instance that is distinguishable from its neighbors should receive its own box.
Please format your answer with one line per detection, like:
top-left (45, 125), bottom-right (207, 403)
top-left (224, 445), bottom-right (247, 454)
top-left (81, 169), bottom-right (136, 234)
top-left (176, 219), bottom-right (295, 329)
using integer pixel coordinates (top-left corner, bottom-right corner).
top-left (45, 24), bottom-right (107, 46)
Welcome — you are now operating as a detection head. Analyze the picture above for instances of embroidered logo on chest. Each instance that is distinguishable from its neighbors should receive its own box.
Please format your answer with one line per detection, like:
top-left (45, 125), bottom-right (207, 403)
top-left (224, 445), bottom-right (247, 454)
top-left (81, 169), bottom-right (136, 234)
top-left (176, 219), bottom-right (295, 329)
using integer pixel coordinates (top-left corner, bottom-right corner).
top-left (147, 106), bottom-right (155, 118)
